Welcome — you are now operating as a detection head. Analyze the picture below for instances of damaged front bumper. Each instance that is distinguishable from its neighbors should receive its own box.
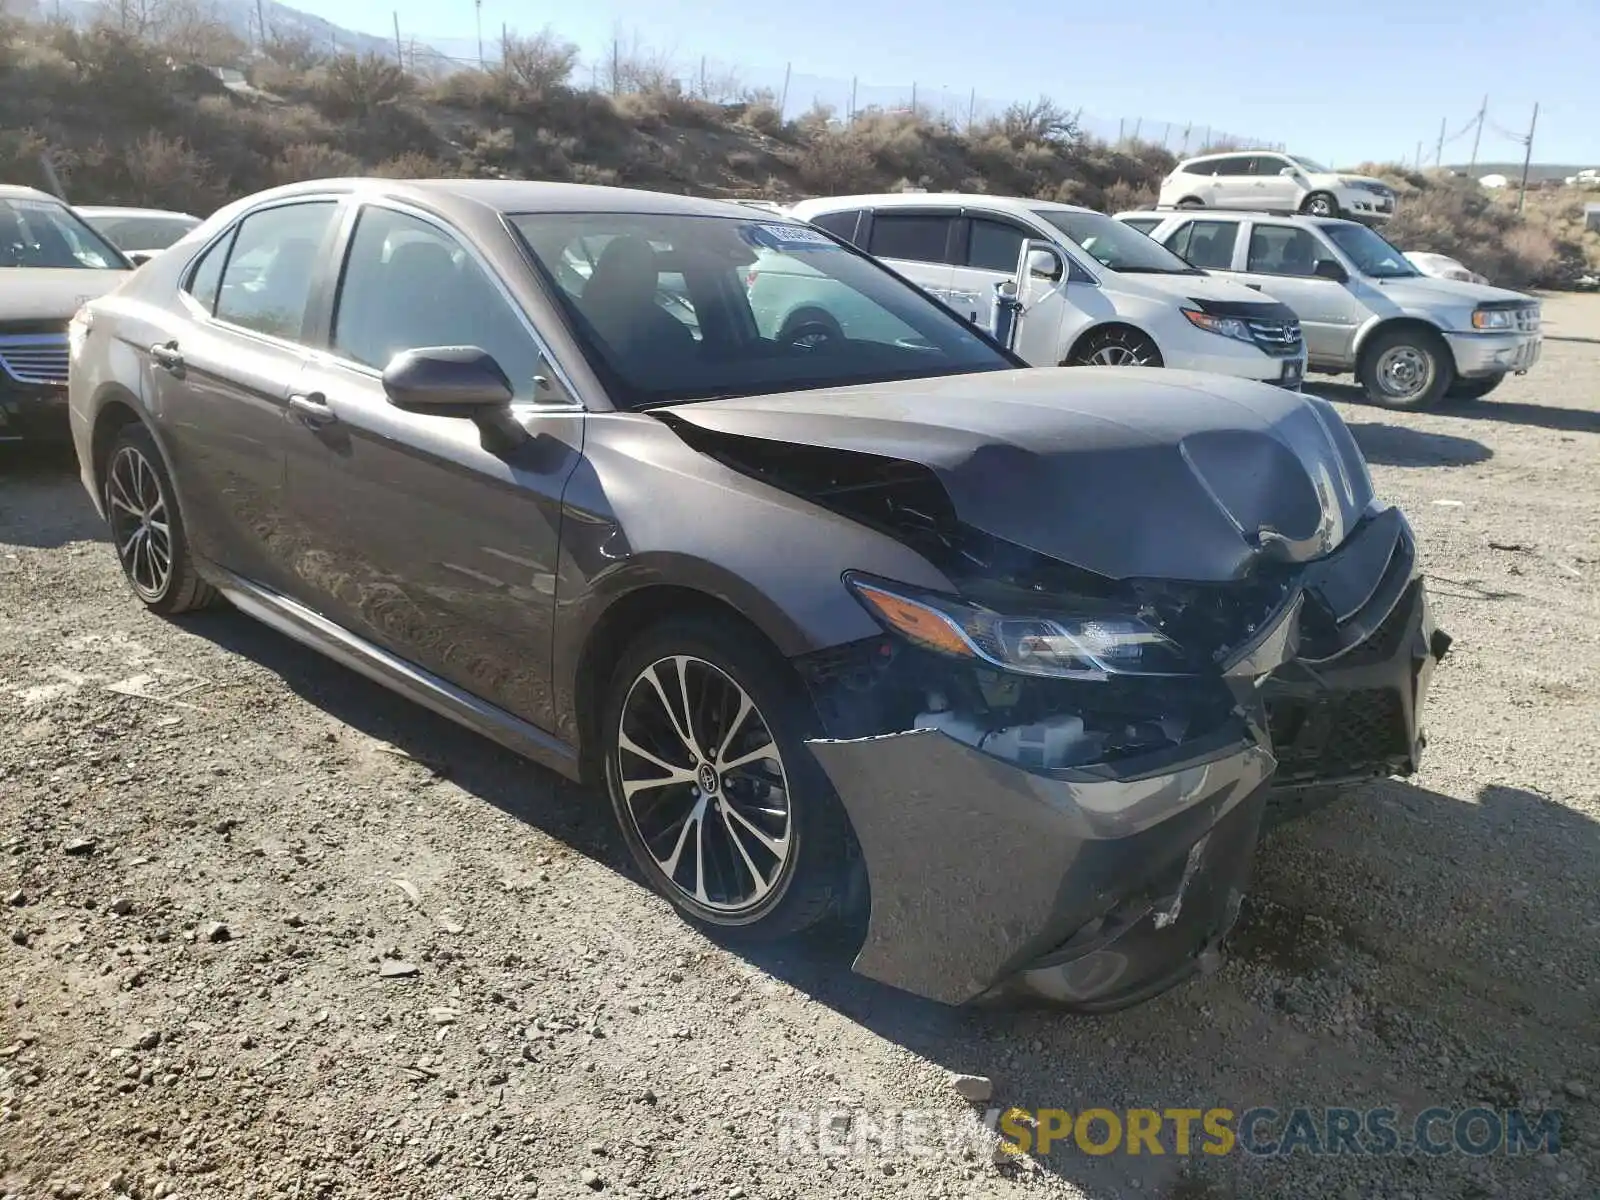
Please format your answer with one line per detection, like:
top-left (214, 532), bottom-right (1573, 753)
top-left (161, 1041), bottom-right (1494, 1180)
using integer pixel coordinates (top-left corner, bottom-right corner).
top-left (807, 724), bottom-right (1273, 1008)
top-left (798, 507), bottom-right (1450, 1009)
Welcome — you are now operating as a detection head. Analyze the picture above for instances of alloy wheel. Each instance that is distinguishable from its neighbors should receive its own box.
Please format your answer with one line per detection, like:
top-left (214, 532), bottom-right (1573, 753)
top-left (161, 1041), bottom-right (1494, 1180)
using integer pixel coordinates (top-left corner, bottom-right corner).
top-left (615, 655), bottom-right (793, 915)
top-left (1306, 196), bottom-right (1336, 216)
top-left (1087, 342), bottom-right (1153, 367)
top-left (106, 445), bottom-right (173, 602)
top-left (1374, 344), bottom-right (1433, 402)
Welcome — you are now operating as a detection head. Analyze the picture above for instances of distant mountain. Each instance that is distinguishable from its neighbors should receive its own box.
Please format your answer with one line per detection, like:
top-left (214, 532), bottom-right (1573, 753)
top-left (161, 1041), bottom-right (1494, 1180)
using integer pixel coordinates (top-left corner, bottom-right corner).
top-left (33, 0), bottom-right (402, 61)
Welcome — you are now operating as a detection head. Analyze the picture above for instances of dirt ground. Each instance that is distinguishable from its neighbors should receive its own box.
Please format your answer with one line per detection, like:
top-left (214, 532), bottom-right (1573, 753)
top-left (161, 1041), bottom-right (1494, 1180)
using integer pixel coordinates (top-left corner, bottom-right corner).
top-left (3, 296), bottom-right (1598, 1200)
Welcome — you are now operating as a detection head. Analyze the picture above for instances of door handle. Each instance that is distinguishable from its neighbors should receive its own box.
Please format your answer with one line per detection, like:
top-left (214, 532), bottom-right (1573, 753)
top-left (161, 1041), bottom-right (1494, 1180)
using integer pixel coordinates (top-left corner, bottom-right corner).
top-left (150, 341), bottom-right (184, 372)
top-left (287, 392), bottom-right (336, 427)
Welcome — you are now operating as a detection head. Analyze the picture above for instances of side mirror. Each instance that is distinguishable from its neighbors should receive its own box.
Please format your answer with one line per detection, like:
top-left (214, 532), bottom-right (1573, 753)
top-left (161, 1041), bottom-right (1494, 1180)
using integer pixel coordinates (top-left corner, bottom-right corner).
top-left (1018, 241), bottom-right (1065, 284)
top-left (382, 346), bottom-right (527, 454)
top-left (1312, 259), bottom-right (1349, 283)
top-left (1279, 166), bottom-right (1300, 178)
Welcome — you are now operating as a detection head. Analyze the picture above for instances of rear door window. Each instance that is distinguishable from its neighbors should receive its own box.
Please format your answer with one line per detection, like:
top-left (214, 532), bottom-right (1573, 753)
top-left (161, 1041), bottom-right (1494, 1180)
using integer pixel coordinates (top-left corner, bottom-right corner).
top-left (867, 213), bottom-right (955, 264)
top-left (214, 201), bottom-right (337, 340)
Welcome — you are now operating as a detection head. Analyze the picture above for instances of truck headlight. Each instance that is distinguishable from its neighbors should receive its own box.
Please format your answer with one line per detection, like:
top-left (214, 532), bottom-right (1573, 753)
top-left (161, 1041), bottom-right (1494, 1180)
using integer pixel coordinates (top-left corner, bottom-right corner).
top-left (1182, 308), bottom-right (1254, 345)
top-left (1471, 308), bottom-right (1514, 330)
top-left (846, 575), bottom-right (1188, 680)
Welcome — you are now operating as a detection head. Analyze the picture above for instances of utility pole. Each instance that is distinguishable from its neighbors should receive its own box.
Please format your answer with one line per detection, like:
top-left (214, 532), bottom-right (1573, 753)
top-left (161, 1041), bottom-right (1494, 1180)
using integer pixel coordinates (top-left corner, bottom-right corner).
top-left (255, 0), bottom-right (265, 53)
top-left (611, 39), bottom-right (619, 95)
top-left (779, 62), bottom-right (790, 118)
top-left (393, 12), bottom-right (403, 65)
top-left (1415, 140), bottom-right (1423, 170)
top-left (1517, 102), bottom-right (1539, 214)
top-left (1434, 116), bottom-right (1446, 167)
top-left (849, 77), bottom-right (858, 123)
top-left (1468, 94), bottom-right (1488, 172)
top-left (966, 87), bottom-right (975, 130)
top-left (475, 0), bottom-right (483, 69)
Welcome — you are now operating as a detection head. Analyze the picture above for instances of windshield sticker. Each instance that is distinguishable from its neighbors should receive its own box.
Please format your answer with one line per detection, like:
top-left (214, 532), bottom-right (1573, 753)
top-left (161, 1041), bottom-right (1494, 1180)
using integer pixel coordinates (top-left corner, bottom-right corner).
top-left (743, 223), bottom-right (841, 251)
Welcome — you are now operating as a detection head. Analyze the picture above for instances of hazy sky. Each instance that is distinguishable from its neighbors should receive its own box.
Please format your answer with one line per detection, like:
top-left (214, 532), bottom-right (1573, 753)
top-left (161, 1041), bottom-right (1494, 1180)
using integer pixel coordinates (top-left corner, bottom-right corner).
top-left (298, 0), bottom-right (1595, 167)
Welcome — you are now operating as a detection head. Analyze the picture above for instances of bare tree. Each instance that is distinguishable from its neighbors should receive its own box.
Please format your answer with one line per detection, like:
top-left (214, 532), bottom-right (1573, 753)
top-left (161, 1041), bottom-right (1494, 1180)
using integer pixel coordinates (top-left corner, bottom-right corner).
top-left (497, 27), bottom-right (577, 96)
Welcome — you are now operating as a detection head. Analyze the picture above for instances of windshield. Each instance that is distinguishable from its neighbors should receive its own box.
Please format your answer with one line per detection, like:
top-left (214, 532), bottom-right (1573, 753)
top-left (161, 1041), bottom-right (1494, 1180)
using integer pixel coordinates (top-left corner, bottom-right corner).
top-left (1031, 209), bottom-right (1200, 275)
top-left (1289, 155), bottom-right (1330, 173)
top-left (89, 213), bottom-right (199, 252)
top-left (0, 198), bottom-right (128, 270)
top-left (1319, 222), bottom-right (1417, 278)
top-left (512, 212), bottom-right (1013, 410)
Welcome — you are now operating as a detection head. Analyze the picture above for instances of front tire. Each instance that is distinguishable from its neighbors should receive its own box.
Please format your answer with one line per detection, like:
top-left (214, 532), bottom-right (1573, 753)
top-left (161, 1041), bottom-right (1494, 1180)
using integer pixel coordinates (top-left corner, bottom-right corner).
top-left (103, 423), bottom-right (217, 615)
top-left (1066, 327), bottom-right (1164, 368)
top-left (1445, 373), bottom-right (1505, 401)
top-left (601, 616), bottom-right (852, 939)
top-left (1300, 191), bottom-right (1340, 218)
top-left (1358, 326), bottom-right (1454, 410)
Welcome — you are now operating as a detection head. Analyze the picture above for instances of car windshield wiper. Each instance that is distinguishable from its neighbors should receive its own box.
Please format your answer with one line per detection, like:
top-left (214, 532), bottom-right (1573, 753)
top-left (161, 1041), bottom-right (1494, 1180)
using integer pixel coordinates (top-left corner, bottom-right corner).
top-left (1116, 265), bottom-right (1204, 276)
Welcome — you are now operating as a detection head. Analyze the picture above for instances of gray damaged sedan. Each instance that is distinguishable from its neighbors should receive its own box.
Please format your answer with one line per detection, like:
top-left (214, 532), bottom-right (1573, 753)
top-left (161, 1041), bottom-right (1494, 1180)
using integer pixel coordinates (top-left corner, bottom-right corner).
top-left (67, 181), bottom-right (1450, 1009)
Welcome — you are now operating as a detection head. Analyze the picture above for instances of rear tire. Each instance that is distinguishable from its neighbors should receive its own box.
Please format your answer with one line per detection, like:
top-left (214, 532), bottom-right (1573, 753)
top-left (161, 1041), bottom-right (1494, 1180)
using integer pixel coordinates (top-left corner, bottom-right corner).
top-left (1445, 373), bottom-right (1505, 401)
top-left (1066, 327), bottom-right (1164, 368)
top-left (103, 423), bottom-right (217, 615)
top-left (600, 615), bottom-right (853, 941)
top-left (1300, 191), bottom-right (1340, 218)
top-left (1358, 326), bottom-right (1454, 410)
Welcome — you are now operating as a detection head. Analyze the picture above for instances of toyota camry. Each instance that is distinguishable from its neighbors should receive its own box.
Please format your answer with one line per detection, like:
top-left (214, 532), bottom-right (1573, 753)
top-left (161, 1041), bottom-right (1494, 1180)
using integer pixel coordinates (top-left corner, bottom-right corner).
top-left (67, 180), bottom-right (1449, 1009)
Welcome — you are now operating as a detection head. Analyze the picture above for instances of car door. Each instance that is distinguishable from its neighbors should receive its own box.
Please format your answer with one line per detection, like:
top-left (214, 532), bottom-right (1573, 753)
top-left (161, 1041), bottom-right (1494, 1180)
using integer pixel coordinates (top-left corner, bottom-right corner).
top-left (1231, 222), bottom-right (1365, 365)
top-left (1248, 155), bottom-right (1300, 211)
top-left (862, 210), bottom-right (956, 308)
top-left (281, 200), bottom-right (584, 730)
top-left (145, 198), bottom-right (341, 594)
top-left (944, 213), bottom-right (1039, 331)
top-left (1207, 156), bottom-right (1256, 207)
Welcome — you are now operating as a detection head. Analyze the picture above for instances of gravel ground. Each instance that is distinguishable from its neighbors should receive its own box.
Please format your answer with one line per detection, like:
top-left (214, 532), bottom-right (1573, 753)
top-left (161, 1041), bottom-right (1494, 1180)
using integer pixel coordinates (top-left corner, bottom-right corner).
top-left (3, 295), bottom-right (1598, 1200)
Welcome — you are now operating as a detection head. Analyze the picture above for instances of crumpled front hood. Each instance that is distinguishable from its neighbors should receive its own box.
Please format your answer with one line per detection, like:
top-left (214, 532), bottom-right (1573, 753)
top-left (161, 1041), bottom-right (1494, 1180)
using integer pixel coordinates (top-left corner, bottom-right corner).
top-left (0, 268), bottom-right (130, 322)
top-left (667, 367), bottom-right (1374, 583)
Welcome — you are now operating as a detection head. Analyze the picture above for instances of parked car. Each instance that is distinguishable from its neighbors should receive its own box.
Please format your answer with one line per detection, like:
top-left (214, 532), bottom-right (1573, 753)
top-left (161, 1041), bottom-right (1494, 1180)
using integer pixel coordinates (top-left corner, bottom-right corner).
top-left (787, 194), bottom-right (1308, 390)
top-left (1116, 209), bottom-right (1541, 408)
top-left (0, 184), bottom-right (132, 443)
top-left (1404, 251), bottom-right (1487, 285)
top-left (75, 205), bottom-right (202, 264)
top-left (1158, 153), bottom-right (1397, 223)
top-left (69, 179), bottom-right (1448, 1009)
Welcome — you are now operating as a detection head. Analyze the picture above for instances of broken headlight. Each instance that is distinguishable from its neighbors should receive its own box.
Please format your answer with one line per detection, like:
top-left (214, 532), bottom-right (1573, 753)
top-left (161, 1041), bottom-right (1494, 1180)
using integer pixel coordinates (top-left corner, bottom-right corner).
top-left (846, 574), bottom-right (1189, 681)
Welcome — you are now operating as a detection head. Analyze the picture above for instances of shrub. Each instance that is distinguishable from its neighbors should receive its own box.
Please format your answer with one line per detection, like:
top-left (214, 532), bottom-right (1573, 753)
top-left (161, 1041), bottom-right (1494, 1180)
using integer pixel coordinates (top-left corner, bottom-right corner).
top-left (372, 151), bottom-right (447, 179)
top-left (272, 141), bottom-right (361, 185)
top-left (311, 53), bottom-right (411, 119)
top-left (498, 28), bottom-right (578, 97)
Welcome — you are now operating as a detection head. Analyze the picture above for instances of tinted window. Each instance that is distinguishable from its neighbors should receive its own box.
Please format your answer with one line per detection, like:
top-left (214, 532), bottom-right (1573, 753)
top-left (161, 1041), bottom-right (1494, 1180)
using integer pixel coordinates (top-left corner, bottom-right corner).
top-left (512, 212), bottom-right (1010, 411)
top-left (0, 198), bottom-right (125, 270)
top-left (1169, 220), bottom-right (1238, 270)
top-left (333, 206), bottom-right (542, 397)
top-left (1246, 156), bottom-right (1288, 177)
top-left (966, 218), bottom-right (1031, 273)
top-left (809, 209), bottom-right (862, 245)
top-left (867, 213), bottom-right (953, 264)
top-left (1246, 225), bottom-right (1324, 276)
top-left (1183, 160), bottom-right (1219, 177)
top-left (1119, 217), bottom-right (1162, 235)
top-left (184, 231), bottom-right (232, 314)
top-left (1210, 156), bottom-right (1253, 177)
top-left (215, 202), bottom-right (336, 340)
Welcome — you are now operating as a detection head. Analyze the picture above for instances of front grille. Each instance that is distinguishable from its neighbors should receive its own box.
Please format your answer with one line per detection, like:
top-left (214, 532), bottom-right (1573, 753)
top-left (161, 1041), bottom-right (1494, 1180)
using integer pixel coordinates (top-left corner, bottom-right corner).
top-left (0, 333), bottom-right (69, 386)
top-left (1247, 318), bottom-right (1304, 358)
top-left (1514, 306), bottom-right (1541, 333)
top-left (1268, 687), bottom-right (1409, 784)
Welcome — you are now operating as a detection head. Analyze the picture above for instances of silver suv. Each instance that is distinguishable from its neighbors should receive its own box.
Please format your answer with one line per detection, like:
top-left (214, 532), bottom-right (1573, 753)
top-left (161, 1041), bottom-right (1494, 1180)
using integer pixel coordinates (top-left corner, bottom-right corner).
top-left (1117, 209), bottom-right (1542, 409)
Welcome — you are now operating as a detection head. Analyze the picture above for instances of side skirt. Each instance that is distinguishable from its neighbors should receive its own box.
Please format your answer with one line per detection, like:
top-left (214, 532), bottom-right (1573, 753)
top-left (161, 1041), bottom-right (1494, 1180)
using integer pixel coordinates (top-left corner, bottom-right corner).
top-left (208, 566), bottom-right (583, 782)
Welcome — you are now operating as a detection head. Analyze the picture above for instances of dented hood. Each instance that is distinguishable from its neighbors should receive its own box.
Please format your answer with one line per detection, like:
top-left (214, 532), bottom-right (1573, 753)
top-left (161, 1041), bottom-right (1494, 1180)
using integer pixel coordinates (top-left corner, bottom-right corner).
top-left (668, 367), bottom-right (1374, 583)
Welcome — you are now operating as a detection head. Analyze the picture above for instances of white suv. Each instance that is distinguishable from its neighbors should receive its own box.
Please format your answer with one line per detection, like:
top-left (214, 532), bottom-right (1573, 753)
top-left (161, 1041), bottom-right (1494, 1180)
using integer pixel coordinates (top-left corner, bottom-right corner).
top-left (1158, 152), bottom-right (1397, 223)
top-left (1117, 209), bottom-right (1542, 409)
top-left (785, 193), bottom-right (1308, 389)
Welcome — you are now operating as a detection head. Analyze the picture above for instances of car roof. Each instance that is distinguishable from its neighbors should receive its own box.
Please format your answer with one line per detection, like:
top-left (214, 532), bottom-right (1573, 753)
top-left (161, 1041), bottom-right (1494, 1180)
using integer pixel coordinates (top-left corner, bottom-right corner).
top-left (226, 178), bottom-right (779, 222)
top-left (1179, 150), bottom-right (1287, 164)
top-left (0, 184), bottom-right (64, 203)
top-left (1123, 209), bottom-right (1367, 231)
top-left (792, 192), bottom-right (1096, 218)
top-left (75, 205), bottom-right (200, 221)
